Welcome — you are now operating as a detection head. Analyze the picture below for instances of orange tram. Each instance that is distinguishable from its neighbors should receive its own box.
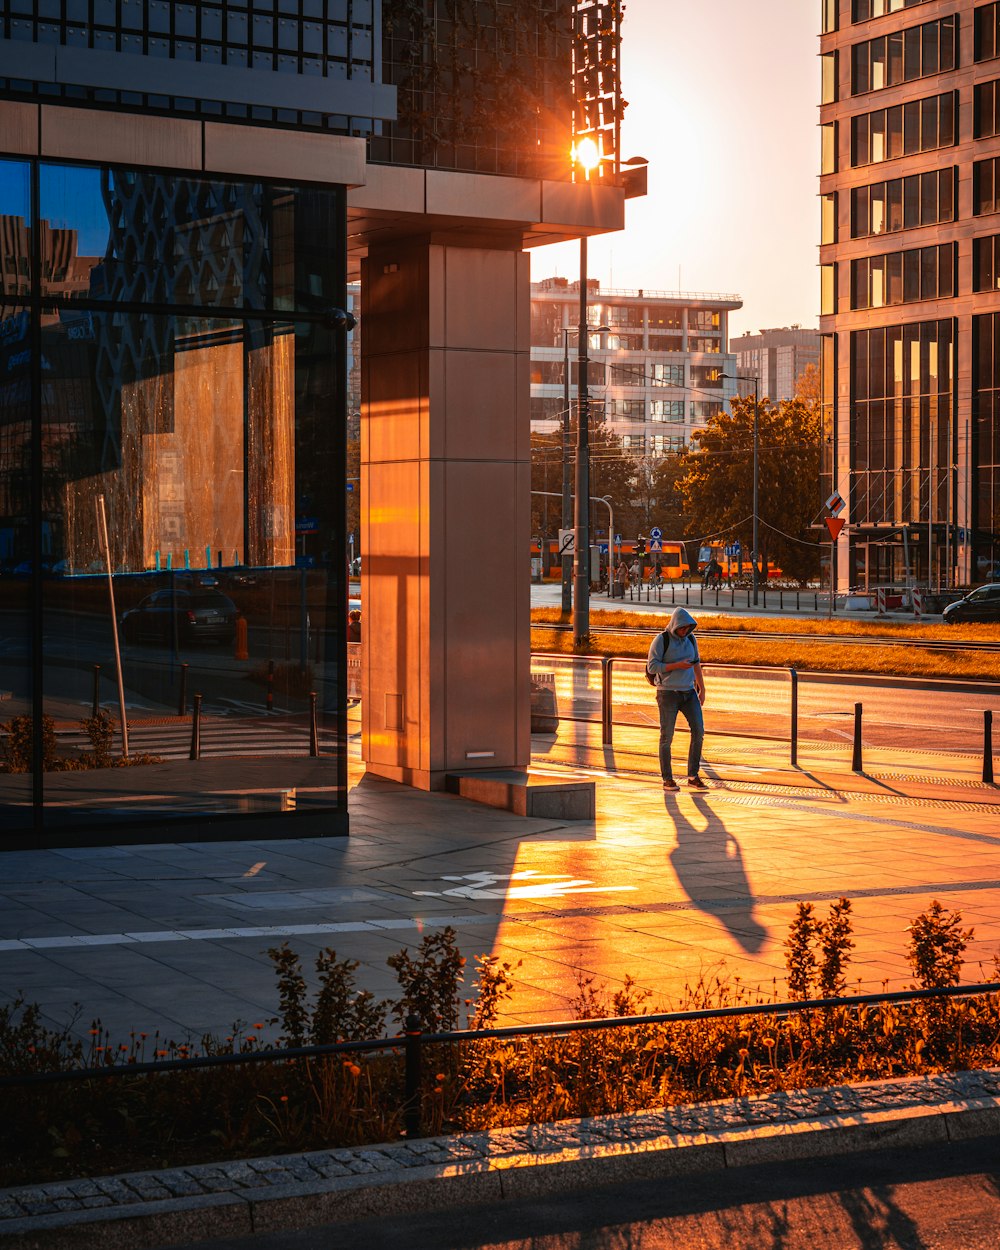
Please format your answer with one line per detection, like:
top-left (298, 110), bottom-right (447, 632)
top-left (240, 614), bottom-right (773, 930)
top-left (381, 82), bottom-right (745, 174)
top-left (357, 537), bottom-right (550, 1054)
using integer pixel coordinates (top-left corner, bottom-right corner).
top-left (530, 539), bottom-right (782, 582)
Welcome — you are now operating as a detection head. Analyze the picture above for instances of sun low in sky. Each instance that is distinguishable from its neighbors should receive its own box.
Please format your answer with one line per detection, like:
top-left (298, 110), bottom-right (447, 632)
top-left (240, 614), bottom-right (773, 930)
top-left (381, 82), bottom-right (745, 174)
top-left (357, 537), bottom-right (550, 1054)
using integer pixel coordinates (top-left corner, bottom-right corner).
top-left (537, 0), bottom-right (819, 337)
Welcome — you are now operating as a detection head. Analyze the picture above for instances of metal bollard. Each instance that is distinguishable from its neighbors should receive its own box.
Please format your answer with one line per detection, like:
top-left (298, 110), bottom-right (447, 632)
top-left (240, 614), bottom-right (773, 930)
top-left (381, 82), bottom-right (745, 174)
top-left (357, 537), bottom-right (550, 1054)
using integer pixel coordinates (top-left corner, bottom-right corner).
top-left (985, 710), bottom-right (995, 785)
top-left (266, 658), bottom-right (274, 714)
top-left (852, 702), bottom-right (863, 772)
top-left (403, 1013), bottom-right (422, 1139)
top-left (309, 691), bottom-right (319, 757)
top-left (189, 693), bottom-right (202, 761)
top-left (601, 656), bottom-right (614, 747)
top-left (790, 667), bottom-right (798, 767)
top-left (177, 662), bottom-right (188, 717)
top-left (91, 664), bottom-right (101, 718)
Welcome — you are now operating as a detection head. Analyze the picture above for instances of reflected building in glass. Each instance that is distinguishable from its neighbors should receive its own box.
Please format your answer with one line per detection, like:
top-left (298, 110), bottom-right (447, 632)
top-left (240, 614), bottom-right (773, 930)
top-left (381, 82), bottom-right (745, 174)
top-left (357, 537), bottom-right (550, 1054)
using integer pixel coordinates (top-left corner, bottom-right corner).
top-left (0, 1), bottom-right (631, 846)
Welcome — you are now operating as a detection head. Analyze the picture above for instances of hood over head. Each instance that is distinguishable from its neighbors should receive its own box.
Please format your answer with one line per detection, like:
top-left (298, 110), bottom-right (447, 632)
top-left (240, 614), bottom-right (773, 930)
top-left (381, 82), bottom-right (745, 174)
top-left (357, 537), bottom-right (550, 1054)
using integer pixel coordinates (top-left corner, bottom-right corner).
top-left (666, 607), bottom-right (698, 634)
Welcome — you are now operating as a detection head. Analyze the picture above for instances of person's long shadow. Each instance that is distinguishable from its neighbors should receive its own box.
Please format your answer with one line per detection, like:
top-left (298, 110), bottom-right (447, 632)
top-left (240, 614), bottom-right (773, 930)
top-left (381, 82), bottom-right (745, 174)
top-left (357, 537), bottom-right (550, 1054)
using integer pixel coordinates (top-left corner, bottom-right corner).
top-left (667, 793), bottom-right (767, 954)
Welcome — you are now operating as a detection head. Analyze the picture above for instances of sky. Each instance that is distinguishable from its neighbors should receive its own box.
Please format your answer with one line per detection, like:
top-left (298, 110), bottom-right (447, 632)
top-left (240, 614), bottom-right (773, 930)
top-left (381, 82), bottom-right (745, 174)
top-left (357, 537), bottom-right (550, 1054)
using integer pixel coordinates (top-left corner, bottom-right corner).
top-left (533, 0), bottom-right (820, 339)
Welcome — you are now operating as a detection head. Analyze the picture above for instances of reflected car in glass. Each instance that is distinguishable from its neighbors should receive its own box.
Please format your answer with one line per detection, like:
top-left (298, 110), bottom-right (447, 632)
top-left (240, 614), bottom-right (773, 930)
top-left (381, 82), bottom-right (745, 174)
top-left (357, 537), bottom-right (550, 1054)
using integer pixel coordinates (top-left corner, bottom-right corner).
top-left (941, 584), bottom-right (1000, 624)
top-left (121, 589), bottom-right (239, 644)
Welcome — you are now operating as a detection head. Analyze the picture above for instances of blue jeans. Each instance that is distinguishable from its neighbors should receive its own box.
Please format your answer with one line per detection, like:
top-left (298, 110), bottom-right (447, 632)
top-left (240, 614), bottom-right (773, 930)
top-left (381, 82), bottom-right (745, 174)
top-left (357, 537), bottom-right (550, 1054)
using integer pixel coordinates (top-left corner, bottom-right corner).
top-left (656, 688), bottom-right (704, 781)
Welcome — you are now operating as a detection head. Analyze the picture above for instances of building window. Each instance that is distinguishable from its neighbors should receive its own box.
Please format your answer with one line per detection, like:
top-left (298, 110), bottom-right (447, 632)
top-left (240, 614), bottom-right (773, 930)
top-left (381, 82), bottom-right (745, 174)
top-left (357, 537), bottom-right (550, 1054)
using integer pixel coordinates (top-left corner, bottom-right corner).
top-left (648, 335), bottom-right (683, 352)
top-left (650, 400), bottom-right (685, 421)
top-left (649, 363), bottom-right (684, 386)
top-left (851, 17), bottom-right (957, 95)
top-left (851, 91), bottom-right (956, 166)
top-left (823, 0), bottom-right (839, 34)
top-left (689, 336), bottom-right (721, 353)
top-left (822, 51), bottom-right (838, 104)
top-left (822, 122), bottom-right (838, 175)
top-left (974, 235), bottom-right (1000, 291)
top-left (690, 365), bottom-right (722, 388)
top-left (608, 304), bottom-right (642, 328)
top-left (822, 192), bottom-right (838, 245)
top-left (851, 243), bottom-right (955, 308)
top-left (975, 3), bottom-right (1000, 61)
top-left (850, 320), bottom-right (953, 530)
top-left (852, 0), bottom-right (933, 20)
top-left (622, 434), bottom-right (645, 451)
top-left (850, 167), bottom-right (955, 236)
top-left (973, 315), bottom-right (1000, 578)
top-left (621, 400), bottom-right (645, 418)
top-left (975, 157), bottom-right (1000, 215)
top-left (975, 79), bottom-right (1000, 138)
top-left (822, 263), bottom-right (837, 315)
top-left (649, 433), bottom-right (686, 454)
top-left (688, 309), bottom-right (720, 331)
top-left (0, 158), bottom-right (349, 839)
top-left (691, 401), bottom-right (722, 419)
top-left (529, 360), bottom-right (565, 385)
top-left (649, 308), bottom-right (682, 330)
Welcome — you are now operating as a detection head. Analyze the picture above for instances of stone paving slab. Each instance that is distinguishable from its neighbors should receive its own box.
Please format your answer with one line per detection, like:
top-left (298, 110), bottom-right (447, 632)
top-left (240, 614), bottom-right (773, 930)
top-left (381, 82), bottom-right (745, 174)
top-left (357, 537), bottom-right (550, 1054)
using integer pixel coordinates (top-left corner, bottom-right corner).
top-left (2, 1069), bottom-right (1000, 1249)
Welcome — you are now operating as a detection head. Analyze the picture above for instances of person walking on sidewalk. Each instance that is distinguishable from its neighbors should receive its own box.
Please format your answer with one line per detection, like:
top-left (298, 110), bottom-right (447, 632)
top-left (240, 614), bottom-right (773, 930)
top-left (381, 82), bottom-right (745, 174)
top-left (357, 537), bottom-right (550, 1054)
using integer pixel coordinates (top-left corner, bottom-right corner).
top-left (646, 606), bottom-right (707, 793)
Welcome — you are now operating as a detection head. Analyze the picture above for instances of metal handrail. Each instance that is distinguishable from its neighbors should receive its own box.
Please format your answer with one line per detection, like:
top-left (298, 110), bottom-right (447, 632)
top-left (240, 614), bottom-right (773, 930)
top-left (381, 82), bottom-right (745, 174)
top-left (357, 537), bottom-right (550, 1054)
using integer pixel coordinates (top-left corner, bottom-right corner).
top-left (5, 981), bottom-right (999, 1090)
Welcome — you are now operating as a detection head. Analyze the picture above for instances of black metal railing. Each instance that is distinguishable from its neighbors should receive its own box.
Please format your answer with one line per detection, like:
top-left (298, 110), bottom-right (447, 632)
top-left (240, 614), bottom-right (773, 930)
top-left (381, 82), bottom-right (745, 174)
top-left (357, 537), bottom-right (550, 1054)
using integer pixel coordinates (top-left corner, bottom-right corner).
top-left (4, 982), bottom-right (999, 1141)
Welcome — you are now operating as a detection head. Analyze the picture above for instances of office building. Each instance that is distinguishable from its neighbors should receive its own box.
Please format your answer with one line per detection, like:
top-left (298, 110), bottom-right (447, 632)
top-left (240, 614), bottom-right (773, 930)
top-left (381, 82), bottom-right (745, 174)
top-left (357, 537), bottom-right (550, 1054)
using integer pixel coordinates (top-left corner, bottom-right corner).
top-left (529, 279), bottom-right (743, 456)
top-left (820, 0), bottom-right (999, 588)
top-left (0, 1), bottom-right (630, 845)
top-left (731, 326), bottom-right (821, 402)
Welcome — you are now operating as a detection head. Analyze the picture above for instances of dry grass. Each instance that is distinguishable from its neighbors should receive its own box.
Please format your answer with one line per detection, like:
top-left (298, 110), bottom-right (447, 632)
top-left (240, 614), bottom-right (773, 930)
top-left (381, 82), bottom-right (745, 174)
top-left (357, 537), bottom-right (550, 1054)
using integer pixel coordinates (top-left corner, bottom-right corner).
top-left (532, 604), bottom-right (1000, 643)
top-left (530, 616), bottom-right (1000, 682)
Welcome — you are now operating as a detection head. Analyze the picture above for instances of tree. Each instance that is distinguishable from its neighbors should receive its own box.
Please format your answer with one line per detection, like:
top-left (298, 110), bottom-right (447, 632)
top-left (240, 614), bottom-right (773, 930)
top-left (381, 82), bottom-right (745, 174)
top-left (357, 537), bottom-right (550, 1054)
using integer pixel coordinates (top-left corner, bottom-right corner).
top-left (680, 396), bottom-right (822, 585)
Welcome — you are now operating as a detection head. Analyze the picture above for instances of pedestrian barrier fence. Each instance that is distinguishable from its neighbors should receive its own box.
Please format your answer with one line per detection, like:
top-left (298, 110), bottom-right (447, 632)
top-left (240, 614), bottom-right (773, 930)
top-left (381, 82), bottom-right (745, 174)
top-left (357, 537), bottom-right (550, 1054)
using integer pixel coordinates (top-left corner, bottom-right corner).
top-left (5, 983), bottom-right (999, 1143)
top-left (529, 652), bottom-right (998, 778)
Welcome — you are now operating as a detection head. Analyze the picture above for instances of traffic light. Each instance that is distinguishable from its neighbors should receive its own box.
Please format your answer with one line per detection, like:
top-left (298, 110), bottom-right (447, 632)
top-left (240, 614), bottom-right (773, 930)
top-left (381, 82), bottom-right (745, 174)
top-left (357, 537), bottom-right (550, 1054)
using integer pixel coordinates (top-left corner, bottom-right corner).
top-left (635, 536), bottom-right (646, 556)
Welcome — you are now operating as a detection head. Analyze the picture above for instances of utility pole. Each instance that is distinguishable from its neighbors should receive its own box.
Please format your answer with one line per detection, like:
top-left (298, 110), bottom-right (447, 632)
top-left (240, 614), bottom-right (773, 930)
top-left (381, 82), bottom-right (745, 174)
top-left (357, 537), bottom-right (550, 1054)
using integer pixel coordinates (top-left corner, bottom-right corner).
top-left (573, 237), bottom-right (591, 646)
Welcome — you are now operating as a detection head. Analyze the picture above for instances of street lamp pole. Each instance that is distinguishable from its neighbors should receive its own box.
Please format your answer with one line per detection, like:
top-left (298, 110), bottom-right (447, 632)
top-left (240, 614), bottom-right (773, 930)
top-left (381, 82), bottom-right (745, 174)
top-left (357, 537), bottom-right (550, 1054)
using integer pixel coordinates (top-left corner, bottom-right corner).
top-left (573, 236), bottom-right (591, 646)
top-left (561, 327), bottom-right (572, 614)
top-left (751, 375), bottom-right (760, 606)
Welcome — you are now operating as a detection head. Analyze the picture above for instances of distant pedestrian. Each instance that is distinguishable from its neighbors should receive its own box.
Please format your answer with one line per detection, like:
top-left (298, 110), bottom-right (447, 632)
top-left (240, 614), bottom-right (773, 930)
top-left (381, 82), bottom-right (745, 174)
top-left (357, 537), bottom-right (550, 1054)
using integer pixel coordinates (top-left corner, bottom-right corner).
top-left (615, 559), bottom-right (629, 598)
top-left (347, 609), bottom-right (362, 643)
top-left (629, 558), bottom-right (641, 586)
top-left (646, 607), bottom-right (706, 793)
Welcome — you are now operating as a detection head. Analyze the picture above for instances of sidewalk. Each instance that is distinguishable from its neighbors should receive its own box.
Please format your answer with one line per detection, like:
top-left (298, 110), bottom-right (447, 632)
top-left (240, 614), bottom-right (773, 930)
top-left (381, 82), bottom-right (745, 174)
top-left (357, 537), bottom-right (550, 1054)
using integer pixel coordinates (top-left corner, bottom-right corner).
top-left (3, 727), bottom-right (1000, 1247)
top-left (2, 725), bottom-right (998, 1042)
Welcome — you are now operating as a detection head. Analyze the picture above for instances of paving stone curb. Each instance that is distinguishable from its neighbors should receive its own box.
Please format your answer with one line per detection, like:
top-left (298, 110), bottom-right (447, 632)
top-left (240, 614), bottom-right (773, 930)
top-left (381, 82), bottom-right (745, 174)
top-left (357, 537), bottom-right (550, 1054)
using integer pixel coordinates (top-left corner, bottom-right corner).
top-left (3, 1069), bottom-right (1000, 1249)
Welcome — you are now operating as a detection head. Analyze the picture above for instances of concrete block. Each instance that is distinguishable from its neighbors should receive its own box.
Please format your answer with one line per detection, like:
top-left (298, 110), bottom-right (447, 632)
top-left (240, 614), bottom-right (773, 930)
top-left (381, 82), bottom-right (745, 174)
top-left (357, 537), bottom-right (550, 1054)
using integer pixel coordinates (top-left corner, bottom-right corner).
top-left (447, 769), bottom-right (595, 820)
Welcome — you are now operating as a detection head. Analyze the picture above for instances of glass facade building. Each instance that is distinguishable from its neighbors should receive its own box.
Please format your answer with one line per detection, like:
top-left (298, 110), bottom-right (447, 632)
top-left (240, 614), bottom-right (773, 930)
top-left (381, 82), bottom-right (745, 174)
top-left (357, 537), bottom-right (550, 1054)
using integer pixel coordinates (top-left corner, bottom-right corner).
top-left (820, 0), bottom-right (1000, 588)
top-left (1, 157), bottom-right (349, 846)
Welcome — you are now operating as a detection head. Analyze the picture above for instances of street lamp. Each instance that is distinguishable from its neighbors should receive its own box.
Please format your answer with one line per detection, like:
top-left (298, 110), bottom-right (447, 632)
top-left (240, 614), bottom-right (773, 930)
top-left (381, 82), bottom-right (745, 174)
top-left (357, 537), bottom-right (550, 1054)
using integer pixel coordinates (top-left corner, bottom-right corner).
top-left (561, 321), bottom-right (609, 615)
top-left (721, 372), bottom-right (760, 606)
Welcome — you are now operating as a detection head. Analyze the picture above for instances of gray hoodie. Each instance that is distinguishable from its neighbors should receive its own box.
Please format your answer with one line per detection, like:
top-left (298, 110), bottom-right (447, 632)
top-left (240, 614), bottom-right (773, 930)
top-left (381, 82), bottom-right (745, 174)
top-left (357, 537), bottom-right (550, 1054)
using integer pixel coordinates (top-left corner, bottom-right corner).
top-left (646, 607), bottom-right (700, 691)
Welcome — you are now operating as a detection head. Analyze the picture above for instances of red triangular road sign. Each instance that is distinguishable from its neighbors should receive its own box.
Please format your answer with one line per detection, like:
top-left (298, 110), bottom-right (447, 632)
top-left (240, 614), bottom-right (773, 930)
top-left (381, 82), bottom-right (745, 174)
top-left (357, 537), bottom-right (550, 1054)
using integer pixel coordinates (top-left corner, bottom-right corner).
top-left (825, 516), bottom-right (845, 541)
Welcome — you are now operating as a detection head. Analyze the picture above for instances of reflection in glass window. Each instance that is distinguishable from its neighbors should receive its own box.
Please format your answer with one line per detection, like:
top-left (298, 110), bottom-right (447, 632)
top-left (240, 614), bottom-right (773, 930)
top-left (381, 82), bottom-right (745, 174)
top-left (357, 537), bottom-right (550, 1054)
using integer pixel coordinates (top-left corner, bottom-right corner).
top-left (0, 160), bottom-right (32, 298)
top-left (38, 167), bottom-right (341, 313)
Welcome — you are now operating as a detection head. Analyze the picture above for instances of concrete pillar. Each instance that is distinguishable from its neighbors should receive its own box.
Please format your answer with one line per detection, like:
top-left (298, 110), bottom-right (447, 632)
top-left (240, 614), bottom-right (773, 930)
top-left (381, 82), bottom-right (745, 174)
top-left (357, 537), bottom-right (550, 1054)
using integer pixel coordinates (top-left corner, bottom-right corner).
top-left (359, 237), bottom-right (532, 789)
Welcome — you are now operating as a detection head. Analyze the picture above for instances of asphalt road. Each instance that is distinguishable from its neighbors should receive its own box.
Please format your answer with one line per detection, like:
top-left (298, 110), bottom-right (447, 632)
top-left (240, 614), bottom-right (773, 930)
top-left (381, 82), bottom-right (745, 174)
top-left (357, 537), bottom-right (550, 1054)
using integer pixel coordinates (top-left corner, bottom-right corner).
top-left (153, 1138), bottom-right (1000, 1250)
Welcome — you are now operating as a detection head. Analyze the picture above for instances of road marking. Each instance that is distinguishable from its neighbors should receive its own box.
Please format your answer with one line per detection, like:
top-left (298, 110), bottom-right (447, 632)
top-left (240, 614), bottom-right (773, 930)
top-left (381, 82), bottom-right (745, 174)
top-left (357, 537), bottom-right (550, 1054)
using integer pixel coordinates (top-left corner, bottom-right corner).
top-left (0, 914), bottom-right (492, 953)
top-left (414, 869), bottom-right (636, 901)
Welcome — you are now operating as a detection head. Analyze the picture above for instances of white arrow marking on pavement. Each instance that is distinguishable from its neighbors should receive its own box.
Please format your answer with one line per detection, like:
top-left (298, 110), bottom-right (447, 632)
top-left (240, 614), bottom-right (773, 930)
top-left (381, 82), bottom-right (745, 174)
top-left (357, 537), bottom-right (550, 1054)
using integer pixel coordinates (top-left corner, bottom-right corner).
top-left (414, 869), bottom-right (636, 900)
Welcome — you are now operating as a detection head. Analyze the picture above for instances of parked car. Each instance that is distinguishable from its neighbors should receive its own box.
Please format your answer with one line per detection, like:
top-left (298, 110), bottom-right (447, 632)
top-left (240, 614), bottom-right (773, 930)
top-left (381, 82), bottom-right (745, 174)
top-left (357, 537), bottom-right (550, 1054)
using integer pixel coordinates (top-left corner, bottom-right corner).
top-left (121, 589), bottom-right (238, 644)
top-left (941, 584), bottom-right (1000, 624)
